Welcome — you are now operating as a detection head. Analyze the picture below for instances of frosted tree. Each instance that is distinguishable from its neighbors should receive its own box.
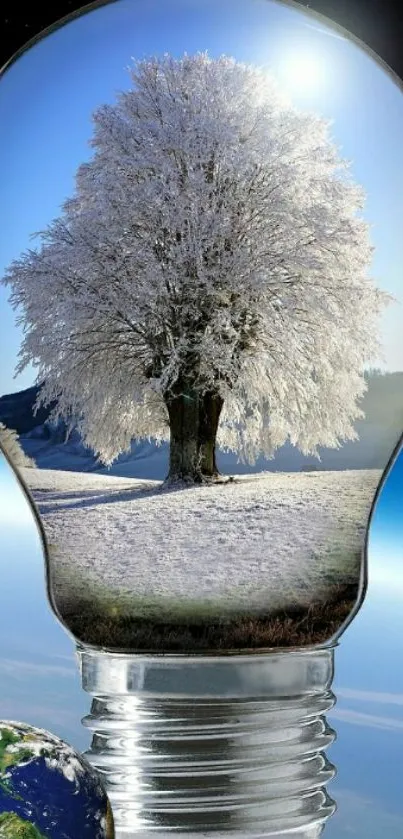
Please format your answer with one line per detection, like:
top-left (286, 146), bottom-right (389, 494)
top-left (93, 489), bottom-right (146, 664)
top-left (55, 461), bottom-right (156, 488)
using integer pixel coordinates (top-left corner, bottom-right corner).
top-left (2, 53), bottom-right (390, 483)
top-left (0, 423), bottom-right (36, 468)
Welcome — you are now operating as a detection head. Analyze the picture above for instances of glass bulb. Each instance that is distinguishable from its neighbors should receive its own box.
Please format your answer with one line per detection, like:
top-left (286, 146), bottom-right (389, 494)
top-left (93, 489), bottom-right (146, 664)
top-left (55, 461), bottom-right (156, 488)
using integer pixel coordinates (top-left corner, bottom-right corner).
top-left (1, 0), bottom-right (403, 835)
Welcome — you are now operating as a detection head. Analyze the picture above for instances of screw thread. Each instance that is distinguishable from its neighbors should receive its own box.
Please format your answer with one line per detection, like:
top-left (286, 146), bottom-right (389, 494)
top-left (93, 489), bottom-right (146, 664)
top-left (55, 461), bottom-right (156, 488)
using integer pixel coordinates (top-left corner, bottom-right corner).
top-left (78, 647), bottom-right (337, 838)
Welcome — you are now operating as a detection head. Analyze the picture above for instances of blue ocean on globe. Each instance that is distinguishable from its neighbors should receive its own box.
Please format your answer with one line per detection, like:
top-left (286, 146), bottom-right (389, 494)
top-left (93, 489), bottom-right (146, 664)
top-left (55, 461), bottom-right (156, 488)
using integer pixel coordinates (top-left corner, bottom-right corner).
top-left (0, 722), bottom-right (114, 838)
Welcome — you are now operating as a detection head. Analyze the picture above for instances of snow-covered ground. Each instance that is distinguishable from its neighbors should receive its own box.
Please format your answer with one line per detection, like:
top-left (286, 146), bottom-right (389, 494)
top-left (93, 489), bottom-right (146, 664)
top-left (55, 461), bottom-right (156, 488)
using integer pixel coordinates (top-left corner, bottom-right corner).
top-left (21, 467), bottom-right (381, 617)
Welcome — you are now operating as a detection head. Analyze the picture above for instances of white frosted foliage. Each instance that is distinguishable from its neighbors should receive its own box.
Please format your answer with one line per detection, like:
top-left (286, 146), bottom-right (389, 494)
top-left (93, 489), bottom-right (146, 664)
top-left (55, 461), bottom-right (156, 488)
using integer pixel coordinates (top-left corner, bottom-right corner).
top-left (3, 53), bottom-right (390, 466)
top-left (0, 422), bottom-right (36, 468)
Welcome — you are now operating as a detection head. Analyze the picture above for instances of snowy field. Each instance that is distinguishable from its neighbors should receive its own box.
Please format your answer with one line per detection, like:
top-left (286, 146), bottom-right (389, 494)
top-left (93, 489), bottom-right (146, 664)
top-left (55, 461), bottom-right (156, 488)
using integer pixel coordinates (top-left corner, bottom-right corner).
top-left (21, 467), bottom-right (381, 618)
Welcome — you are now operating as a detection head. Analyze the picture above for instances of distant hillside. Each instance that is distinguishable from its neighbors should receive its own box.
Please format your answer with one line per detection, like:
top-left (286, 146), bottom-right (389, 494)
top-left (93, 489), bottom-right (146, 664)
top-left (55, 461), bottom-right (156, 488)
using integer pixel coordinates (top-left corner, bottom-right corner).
top-left (0, 384), bottom-right (55, 434)
top-left (0, 372), bottom-right (402, 479)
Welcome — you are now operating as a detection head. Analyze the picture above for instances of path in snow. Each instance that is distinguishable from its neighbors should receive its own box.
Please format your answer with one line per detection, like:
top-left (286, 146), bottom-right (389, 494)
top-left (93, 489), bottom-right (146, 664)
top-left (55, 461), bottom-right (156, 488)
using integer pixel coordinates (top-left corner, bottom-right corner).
top-left (22, 467), bottom-right (381, 617)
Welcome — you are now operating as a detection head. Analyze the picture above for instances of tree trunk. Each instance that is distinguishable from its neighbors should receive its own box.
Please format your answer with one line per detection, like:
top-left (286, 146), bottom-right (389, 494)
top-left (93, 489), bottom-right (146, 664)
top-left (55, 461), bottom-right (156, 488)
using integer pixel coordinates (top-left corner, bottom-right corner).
top-left (164, 384), bottom-right (224, 483)
top-left (198, 390), bottom-right (224, 478)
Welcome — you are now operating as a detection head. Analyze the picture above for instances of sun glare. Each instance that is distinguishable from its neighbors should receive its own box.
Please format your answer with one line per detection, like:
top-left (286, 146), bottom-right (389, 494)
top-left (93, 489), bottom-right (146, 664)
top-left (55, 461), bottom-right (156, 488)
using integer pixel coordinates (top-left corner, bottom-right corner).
top-left (278, 52), bottom-right (325, 95)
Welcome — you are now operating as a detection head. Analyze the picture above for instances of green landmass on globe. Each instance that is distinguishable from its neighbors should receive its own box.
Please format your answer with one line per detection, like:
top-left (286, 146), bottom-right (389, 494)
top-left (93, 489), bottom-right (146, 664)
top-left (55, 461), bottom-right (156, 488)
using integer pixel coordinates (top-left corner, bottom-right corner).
top-left (0, 811), bottom-right (46, 838)
top-left (0, 727), bottom-right (50, 799)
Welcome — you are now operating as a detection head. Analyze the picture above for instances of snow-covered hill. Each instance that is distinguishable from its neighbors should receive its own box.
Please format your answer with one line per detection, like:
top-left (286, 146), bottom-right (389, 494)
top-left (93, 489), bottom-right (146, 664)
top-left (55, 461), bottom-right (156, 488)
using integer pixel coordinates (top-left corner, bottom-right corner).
top-left (22, 466), bottom-right (381, 620)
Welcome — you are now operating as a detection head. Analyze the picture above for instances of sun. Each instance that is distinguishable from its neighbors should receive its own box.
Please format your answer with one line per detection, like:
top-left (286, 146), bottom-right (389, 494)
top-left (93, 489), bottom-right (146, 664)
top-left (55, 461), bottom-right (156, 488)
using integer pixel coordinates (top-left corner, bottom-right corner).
top-left (286, 55), bottom-right (320, 86)
top-left (278, 52), bottom-right (325, 94)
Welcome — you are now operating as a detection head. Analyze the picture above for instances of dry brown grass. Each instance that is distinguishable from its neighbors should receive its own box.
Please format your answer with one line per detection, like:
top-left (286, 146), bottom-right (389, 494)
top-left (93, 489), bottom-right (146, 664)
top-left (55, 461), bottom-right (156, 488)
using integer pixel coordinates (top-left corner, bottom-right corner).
top-left (57, 582), bottom-right (358, 652)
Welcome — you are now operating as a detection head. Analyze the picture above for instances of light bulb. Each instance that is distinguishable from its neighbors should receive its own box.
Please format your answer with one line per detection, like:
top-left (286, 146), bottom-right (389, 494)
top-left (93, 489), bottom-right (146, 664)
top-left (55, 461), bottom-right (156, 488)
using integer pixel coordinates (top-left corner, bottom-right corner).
top-left (1, 0), bottom-right (403, 835)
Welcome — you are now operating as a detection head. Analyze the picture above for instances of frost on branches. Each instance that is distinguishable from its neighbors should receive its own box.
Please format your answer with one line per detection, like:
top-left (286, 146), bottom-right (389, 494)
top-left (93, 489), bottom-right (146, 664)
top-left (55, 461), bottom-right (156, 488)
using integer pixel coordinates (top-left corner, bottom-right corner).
top-left (2, 54), bottom-right (390, 483)
top-left (0, 423), bottom-right (36, 468)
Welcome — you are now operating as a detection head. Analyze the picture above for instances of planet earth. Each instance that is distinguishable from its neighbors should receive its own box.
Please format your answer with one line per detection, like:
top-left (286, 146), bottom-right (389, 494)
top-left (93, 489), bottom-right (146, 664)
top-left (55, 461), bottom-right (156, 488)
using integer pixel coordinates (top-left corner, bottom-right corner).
top-left (0, 721), bottom-right (114, 838)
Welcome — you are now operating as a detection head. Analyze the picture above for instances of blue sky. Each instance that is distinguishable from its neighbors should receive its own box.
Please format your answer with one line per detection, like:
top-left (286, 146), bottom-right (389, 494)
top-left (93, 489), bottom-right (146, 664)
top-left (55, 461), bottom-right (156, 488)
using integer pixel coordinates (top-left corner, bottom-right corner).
top-left (0, 453), bottom-right (87, 741)
top-left (367, 441), bottom-right (403, 594)
top-left (0, 0), bottom-right (402, 395)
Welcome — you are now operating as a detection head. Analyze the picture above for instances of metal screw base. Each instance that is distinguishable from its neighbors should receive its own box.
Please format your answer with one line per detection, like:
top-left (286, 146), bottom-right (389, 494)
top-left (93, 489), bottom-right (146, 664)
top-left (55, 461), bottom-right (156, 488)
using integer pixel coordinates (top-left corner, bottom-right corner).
top-left (78, 648), bottom-right (337, 838)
